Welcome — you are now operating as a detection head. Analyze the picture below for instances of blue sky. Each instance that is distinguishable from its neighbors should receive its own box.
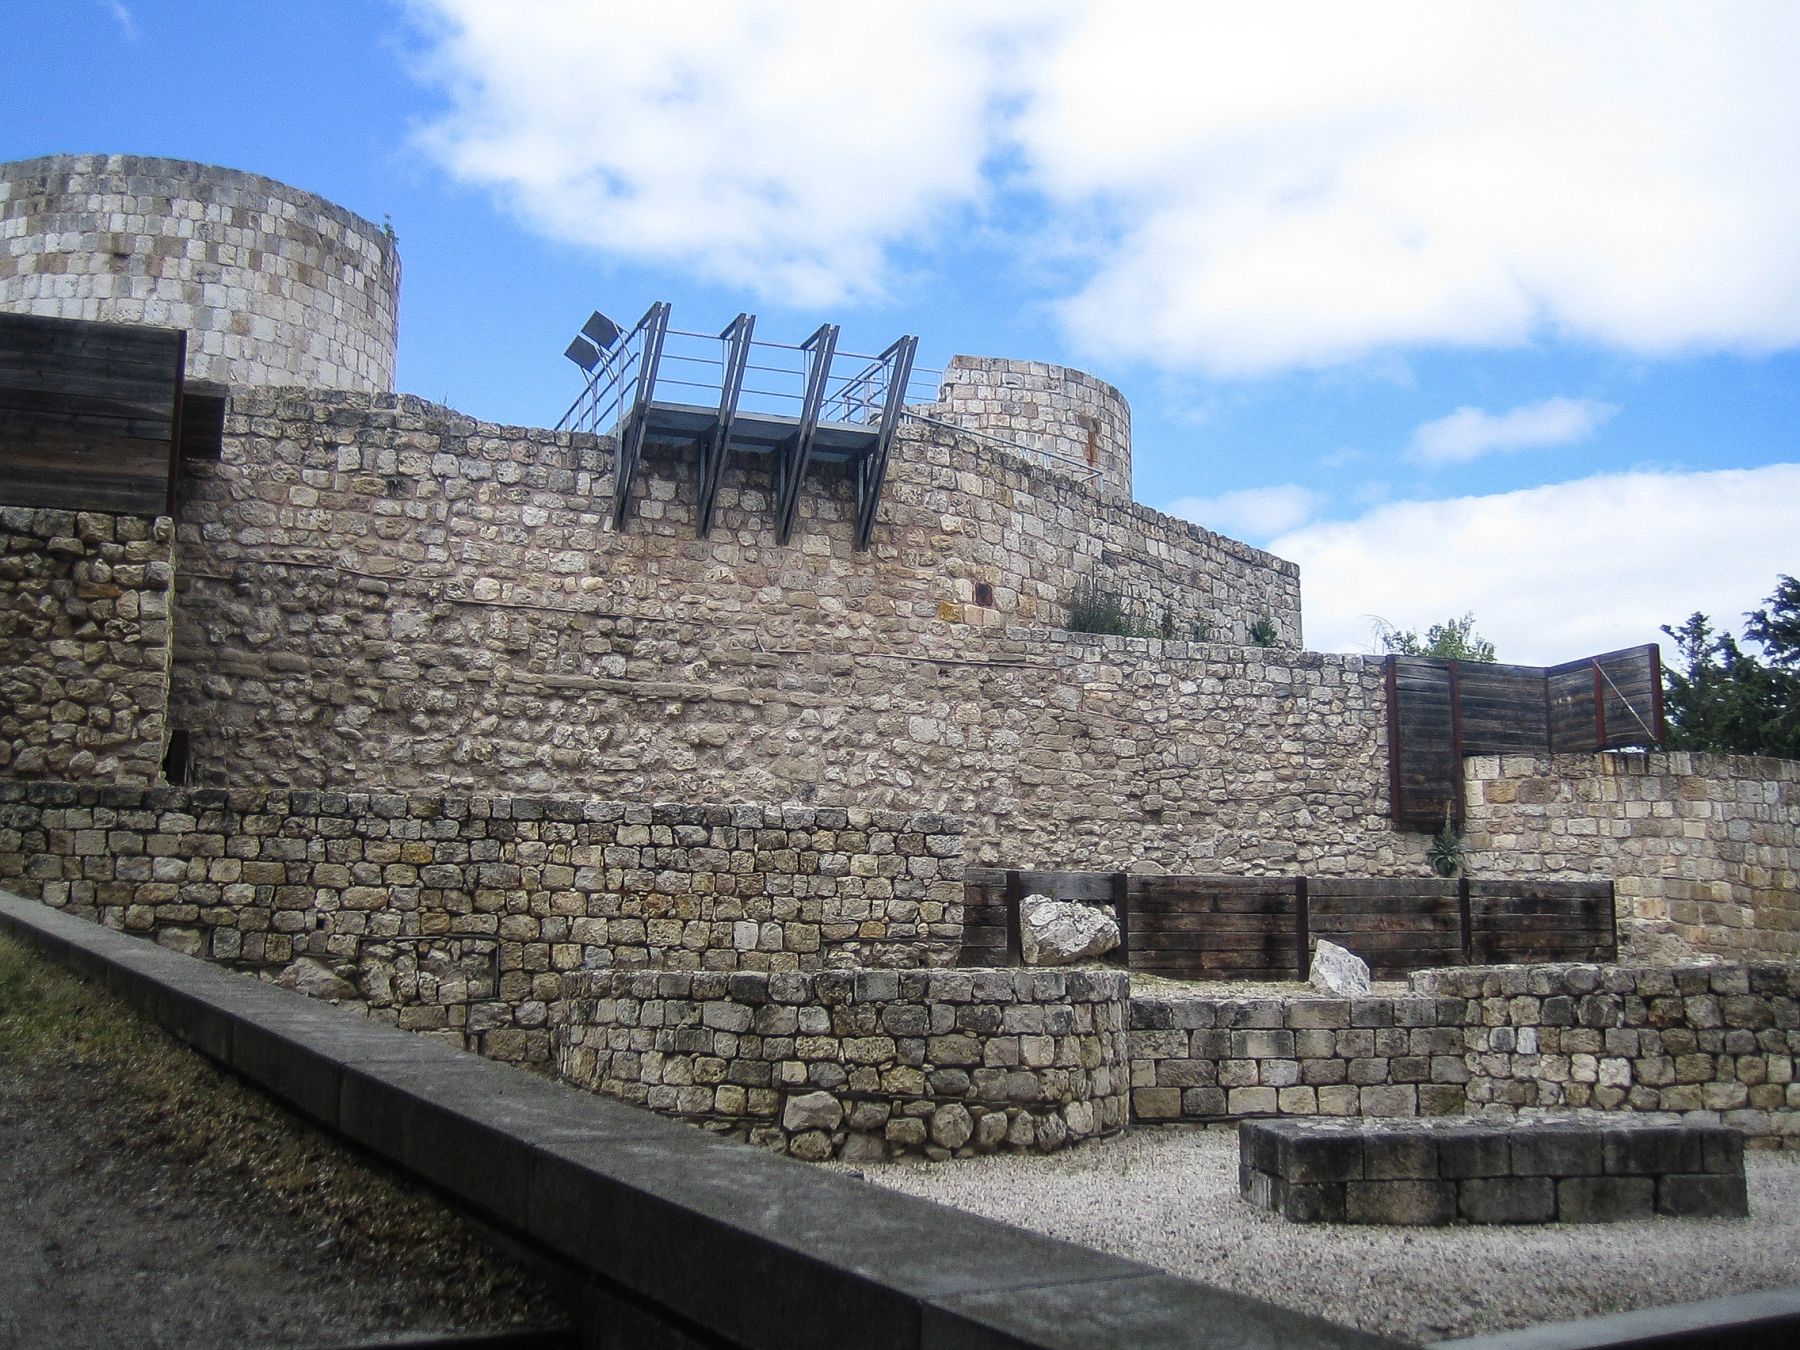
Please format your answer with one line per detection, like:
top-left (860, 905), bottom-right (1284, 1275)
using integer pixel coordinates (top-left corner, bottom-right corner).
top-left (8, 1), bottom-right (1798, 663)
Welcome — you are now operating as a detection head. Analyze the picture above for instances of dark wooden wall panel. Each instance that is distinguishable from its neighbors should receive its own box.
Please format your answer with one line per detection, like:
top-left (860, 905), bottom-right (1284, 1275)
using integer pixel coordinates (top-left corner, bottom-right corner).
top-left (1457, 662), bottom-right (1549, 753)
top-left (1126, 875), bottom-right (1299, 981)
top-left (962, 869), bottom-right (1616, 979)
top-left (1391, 647), bottom-right (1662, 826)
top-left (0, 312), bottom-right (183, 516)
top-left (1309, 879), bottom-right (1461, 979)
top-left (1467, 880), bottom-right (1616, 965)
top-left (1391, 658), bottom-right (1458, 827)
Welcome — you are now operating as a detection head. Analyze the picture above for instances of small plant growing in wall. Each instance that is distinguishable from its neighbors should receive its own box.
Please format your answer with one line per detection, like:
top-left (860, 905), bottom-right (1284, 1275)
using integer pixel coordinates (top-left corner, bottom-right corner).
top-left (1427, 808), bottom-right (1466, 878)
top-left (1249, 616), bottom-right (1279, 648)
top-left (1068, 577), bottom-right (1137, 637)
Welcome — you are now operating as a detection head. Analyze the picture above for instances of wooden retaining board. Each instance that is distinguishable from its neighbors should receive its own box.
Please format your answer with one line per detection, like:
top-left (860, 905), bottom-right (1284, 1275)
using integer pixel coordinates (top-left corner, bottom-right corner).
top-left (1308, 879), bottom-right (1462, 980)
top-left (1468, 880), bottom-right (1616, 964)
top-left (961, 869), bottom-right (1617, 978)
top-left (0, 312), bottom-right (185, 516)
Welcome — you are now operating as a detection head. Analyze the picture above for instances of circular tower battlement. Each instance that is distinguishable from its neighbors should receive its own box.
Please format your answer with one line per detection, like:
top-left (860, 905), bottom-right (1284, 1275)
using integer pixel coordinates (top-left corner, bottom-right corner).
top-left (0, 153), bottom-right (399, 392)
top-left (933, 355), bottom-right (1132, 498)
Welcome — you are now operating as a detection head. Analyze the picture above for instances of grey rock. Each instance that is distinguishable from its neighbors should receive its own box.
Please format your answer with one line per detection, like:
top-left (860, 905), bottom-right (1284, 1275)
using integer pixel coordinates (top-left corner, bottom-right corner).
top-left (930, 1103), bottom-right (974, 1149)
top-left (276, 956), bottom-right (355, 1001)
top-left (1019, 894), bottom-right (1119, 966)
top-left (1309, 939), bottom-right (1371, 997)
top-left (782, 1089), bottom-right (843, 1132)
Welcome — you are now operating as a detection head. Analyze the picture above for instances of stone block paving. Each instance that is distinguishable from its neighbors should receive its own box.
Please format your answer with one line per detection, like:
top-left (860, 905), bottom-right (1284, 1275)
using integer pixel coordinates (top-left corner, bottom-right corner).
top-left (1240, 1114), bottom-right (1748, 1225)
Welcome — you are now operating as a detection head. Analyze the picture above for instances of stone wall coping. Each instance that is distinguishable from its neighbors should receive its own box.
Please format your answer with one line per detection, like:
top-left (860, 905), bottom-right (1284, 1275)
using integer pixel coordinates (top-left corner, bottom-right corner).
top-left (0, 153), bottom-right (394, 262)
top-left (0, 892), bottom-right (1400, 1350)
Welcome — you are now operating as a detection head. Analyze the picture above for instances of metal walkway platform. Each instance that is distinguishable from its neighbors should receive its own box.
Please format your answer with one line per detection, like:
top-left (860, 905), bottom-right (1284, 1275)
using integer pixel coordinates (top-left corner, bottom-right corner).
top-left (557, 303), bottom-right (918, 550)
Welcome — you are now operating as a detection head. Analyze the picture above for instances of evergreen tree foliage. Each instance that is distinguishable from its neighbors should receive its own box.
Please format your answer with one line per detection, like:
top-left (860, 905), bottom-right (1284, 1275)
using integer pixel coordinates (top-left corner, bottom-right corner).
top-left (1380, 612), bottom-right (1498, 662)
top-left (1661, 575), bottom-right (1800, 759)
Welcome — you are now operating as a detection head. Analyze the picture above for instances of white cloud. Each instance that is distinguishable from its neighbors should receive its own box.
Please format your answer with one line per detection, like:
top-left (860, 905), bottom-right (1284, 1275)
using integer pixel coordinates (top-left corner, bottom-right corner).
top-left (1410, 397), bottom-right (1617, 466)
top-left (405, 2), bottom-right (1800, 372)
top-left (100, 0), bottom-right (137, 40)
top-left (1026, 2), bottom-right (1800, 374)
top-left (403, 0), bottom-right (1043, 305)
top-left (1167, 484), bottom-right (1319, 543)
top-left (1270, 463), bottom-right (1800, 665)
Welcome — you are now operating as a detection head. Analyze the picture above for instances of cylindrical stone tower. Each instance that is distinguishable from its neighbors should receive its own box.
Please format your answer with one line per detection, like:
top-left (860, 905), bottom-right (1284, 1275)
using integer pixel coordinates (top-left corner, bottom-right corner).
top-left (933, 355), bottom-right (1132, 498)
top-left (0, 153), bottom-right (400, 392)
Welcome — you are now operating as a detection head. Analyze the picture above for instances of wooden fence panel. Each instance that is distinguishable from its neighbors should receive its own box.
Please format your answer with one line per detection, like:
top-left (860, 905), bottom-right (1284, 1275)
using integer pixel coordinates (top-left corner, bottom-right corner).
top-left (1126, 876), bottom-right (1300, 980)
top-left (1308, 878), bottom-right (1461, 979)
top-left (0, 312), bottom-right (184, 516)
top-left (1468, 880), bottom-right (1616, 965)
top-left (1456, 662), bottom-right (1549, 754)
top-left (960, 870), bottom-right (1617, 978)
top-left (1391, 646), bottom-right (1663, 826)
top-left (1389, 657), bottom-right (1459, 828)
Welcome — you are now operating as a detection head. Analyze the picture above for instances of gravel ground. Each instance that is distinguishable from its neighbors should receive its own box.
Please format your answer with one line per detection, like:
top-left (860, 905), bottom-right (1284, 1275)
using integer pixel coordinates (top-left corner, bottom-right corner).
top-left (830, 1124), bottom-right (1800, 1344)
top-left (0, 935), bottom-right (567, 1349)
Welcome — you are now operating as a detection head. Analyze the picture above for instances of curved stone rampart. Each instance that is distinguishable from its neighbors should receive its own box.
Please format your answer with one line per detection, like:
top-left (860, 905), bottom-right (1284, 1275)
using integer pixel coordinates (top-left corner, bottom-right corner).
top-left (930, 355), bottom-right (1133, 499)
top-left (0, 153), bottom-right (399, 392)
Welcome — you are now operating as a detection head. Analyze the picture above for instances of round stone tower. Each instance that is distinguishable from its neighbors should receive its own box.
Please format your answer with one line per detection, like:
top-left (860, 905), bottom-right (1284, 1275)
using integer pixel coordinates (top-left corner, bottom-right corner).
top-left (933, 355), bottom-right (1132, 498)
top-left (0, 153), bottom-right (400, 392)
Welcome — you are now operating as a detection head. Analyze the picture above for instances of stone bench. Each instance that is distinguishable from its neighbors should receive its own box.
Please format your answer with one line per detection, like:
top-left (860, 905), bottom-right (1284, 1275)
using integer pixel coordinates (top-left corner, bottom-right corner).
top-left (1239, 1114), bottom-right (1747, 1226)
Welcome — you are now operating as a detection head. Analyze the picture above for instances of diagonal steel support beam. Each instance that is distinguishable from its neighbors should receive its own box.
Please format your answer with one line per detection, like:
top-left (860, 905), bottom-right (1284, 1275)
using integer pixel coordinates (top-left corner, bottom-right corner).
top-left (695, 313), bottom-right (753, 539)
top-left (852, 334), bottom-right (918, 552)
top-left (611, 301), bottom-right (670, 531)
top-left (775, 322), bottom-right (837, 545)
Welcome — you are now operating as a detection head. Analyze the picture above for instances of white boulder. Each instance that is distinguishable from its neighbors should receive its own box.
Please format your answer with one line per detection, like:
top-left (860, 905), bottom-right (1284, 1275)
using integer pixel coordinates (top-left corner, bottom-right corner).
top-left (1309, 939), bottom-right (1371, 997)
top-left (1019, 894), bottom-right (1120, 966)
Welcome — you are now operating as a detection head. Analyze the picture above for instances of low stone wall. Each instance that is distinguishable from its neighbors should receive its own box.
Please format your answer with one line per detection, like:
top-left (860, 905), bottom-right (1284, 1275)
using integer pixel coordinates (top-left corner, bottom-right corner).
top-left (1465, 752), bottom-right (1800, 962)
top-left (1240, 1115), bottom-right (1749, 1225)
top-left (1415, 962), bottom-right (1799, 1144)
top-left (1130, 993), bottom-right (1469, 1124)
top-left (0, 781), bottom-right (965, 1064)
top-left (556, 966), bottom-right (1130, 1161)
top-left (1133, 964), bottom-right (1800, 1146)
top-left (0, 507), bottom-right (172, 784)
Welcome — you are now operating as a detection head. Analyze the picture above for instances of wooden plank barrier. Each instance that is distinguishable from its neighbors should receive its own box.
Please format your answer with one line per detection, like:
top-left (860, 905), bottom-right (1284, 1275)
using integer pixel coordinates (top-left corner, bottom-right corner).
top-left (0, 312), bottom-right (186, 516)
top-left (1387, 646), bottom-right (1664, 829)
top-left (961, 868), bottom-right (1616, 979)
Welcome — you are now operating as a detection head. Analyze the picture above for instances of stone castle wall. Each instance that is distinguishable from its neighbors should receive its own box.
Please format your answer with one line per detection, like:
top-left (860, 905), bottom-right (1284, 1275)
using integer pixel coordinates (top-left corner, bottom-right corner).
top-left (0, 782), bottom-right (964, 1066)
top-left (0, 154), bottom-right (399, 392)
top-left (556, 966), bottom-right (1130, 1161)
top-left (1465, 753), bottom-right (1800, 962)
top-left (0, 507), bottom-right (172, 784)
top-left (161, 389), bottom-right (1360, 874)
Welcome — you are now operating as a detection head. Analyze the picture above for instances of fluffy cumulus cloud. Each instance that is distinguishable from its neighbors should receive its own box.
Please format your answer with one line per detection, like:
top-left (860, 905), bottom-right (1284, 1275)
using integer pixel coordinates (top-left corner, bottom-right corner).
top-left (402, 0), bottom-right (1042, 305)
top-left (406, 1), bottom-right (1800, 371)
top-left (1409, 397), bottom-right (1618, 466)
top-left (1270, 464), bottom-right (1800, 664)
top-left (1165, 484), bottom-right (1319, 543)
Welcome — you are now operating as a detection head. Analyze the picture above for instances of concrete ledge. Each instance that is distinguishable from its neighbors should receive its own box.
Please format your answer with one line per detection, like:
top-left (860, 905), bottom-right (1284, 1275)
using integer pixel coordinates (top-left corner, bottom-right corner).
top-left (1431, 1280), bottom-right (1800, 1349)
top-left (0, 894), bottom-right (1403, 1350)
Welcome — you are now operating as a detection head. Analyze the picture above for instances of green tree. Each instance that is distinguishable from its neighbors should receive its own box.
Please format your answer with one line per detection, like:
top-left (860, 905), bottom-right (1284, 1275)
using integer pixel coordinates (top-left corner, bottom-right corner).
top-left (1662, 575), bottom-right (1800, 759)
top-left (1380, 612), bottom-right (1497, 662)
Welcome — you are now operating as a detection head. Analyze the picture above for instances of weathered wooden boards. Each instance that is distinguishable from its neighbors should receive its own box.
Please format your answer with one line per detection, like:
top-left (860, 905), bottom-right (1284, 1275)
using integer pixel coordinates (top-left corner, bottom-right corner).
top-left (1388, 648), bottom-right (1664, 828)
top-left (961, 869), bottom-right (1615, 979)
top-left (0, 312), bottom-right (185, 515)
